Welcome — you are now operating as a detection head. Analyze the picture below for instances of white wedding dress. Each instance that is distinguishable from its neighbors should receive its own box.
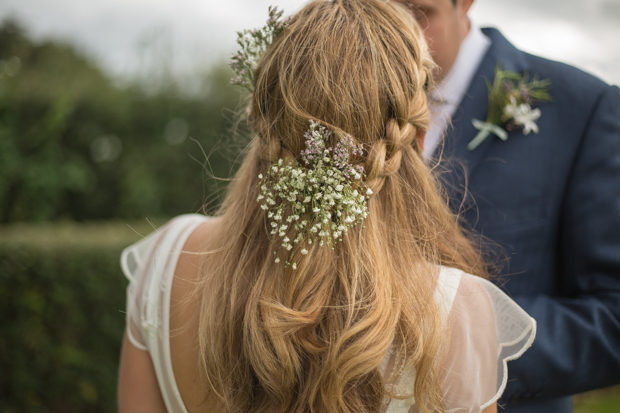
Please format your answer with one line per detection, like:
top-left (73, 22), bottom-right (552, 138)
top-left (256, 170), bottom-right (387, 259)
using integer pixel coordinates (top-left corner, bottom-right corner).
top-left (122, 214), bottom-right (536, 413)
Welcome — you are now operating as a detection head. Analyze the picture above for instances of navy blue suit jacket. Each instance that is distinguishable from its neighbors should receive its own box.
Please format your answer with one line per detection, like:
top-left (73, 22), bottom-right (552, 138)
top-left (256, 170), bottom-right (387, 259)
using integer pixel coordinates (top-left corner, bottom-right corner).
top-left (435, 28), bottom-right (620, 413)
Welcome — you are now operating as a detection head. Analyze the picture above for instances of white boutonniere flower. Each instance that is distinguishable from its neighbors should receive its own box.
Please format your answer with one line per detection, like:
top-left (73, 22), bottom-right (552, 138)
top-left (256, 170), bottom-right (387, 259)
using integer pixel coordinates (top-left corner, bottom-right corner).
top-left (503, 96), bottom-right (541, 135)
top-left (468, 65), bottom-right (552, 151)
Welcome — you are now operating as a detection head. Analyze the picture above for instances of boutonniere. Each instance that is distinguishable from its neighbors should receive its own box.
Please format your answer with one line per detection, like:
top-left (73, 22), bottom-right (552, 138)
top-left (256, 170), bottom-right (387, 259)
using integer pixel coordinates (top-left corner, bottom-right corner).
top-left (467, 64), bottom-right (552, 151)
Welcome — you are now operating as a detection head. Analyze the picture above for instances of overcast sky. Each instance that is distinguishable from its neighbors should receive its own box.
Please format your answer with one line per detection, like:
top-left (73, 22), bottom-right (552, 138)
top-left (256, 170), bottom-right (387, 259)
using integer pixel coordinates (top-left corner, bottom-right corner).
top-left (0, 0), bottom-right (618, 85)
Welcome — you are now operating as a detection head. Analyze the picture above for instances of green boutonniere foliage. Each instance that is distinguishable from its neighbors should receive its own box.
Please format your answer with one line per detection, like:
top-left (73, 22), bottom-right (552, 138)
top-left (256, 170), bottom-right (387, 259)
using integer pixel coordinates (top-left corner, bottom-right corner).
top-left (468, 64), bottom-right (552, 151)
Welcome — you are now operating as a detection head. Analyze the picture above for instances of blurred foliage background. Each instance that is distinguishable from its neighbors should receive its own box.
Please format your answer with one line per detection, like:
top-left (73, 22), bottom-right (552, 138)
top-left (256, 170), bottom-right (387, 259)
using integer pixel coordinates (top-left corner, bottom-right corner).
top-left (0, 17), bottom-right (249, 412)
top-left (0, 17), bottom-right (617, 413)
top-left (1, 221), bottom-right (143, 412)
top-left (0, 18), bottom-right (247, 224)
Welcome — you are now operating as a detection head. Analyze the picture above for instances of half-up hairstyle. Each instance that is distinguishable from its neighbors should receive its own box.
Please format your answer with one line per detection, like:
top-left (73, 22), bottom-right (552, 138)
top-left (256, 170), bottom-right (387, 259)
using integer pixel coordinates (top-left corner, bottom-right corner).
top-left (197, 1), bottom-right (487, 412)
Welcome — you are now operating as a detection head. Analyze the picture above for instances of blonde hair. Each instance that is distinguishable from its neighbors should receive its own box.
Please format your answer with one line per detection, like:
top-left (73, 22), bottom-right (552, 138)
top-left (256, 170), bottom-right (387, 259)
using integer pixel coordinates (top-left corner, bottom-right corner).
top-left (198, 1), bottom-right (486, 412)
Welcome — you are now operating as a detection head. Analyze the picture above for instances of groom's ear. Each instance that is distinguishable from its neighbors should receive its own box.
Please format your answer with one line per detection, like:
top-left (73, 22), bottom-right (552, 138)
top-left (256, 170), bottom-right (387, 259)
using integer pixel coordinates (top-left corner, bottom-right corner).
top-left (417, 130), bottom-right (426, 152)
top-left (457, 0), bottom-right (475, 15)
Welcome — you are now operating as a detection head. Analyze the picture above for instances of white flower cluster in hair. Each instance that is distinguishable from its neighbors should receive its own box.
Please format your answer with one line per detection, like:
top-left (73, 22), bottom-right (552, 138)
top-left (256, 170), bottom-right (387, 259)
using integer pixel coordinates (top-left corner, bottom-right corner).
top-left (257, 120), bottom-right (372, 266)
top-left (230, 6), bottom-right (289, 92)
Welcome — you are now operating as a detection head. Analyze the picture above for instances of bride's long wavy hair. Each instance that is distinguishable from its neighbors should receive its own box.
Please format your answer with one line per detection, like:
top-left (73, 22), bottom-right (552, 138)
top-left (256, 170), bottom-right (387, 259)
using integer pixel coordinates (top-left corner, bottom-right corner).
top-left (198, 1), bottom-right (486, 412)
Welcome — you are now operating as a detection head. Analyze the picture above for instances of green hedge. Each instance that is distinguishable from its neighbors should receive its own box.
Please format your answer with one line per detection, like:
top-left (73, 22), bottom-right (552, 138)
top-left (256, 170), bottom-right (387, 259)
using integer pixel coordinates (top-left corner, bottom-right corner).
top-left (0, 220), bottom-right (165, 413)
top-left (574, 386), bottom-right (620, 413)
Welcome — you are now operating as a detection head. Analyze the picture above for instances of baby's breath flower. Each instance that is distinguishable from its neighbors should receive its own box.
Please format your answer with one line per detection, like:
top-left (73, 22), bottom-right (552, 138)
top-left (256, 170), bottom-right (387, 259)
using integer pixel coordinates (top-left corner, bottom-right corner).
top-left (256, 120), bottom-right (371, 267)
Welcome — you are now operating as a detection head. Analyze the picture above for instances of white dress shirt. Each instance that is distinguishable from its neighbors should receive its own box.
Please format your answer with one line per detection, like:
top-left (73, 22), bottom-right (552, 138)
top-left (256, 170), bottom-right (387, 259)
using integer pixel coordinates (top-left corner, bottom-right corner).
top-left (423, 20), bottom-right (492, 160)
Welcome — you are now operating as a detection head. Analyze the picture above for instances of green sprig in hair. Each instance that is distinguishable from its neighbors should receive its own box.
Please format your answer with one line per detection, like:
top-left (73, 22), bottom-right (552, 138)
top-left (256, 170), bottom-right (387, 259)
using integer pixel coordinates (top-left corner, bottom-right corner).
top-left (229, 6), bottom-right (289, 92)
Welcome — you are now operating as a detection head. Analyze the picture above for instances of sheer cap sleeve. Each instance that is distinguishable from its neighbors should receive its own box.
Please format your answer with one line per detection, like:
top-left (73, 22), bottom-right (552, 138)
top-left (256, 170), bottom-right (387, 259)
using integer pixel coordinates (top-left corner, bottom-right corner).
top-left (120, 214), bottom-right (209, 351)
top-left (120, 226), bottom-right (164, 350)
top-left (438, 268), bottom-right (537, 413)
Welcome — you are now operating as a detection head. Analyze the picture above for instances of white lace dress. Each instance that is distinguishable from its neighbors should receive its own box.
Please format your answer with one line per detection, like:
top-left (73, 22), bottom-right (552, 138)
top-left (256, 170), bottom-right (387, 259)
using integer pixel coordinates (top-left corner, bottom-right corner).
top-left (122, 214), bottom-right (536, 413)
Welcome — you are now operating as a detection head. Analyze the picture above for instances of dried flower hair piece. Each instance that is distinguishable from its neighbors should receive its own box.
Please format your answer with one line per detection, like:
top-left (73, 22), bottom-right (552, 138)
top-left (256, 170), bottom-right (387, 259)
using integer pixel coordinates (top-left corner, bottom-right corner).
top-left (230, 6), bottom-right (289, 92)
top-left (257, 121), bottom-right (371, 267)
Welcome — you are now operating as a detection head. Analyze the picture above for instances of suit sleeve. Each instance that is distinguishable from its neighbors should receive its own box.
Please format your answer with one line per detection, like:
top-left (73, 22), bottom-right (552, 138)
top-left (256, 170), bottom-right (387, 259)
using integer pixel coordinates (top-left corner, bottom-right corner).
top-left (502, 85), bottom-right (620, 402)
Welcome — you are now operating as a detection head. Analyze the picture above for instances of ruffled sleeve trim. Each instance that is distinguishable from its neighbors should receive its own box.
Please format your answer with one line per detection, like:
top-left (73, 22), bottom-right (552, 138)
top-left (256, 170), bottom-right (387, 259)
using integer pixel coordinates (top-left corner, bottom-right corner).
top-left (435, 268), bottom-right (537, 413)
top-left (120, 214), bottom-right (210, 352)
top-left (477, 276), bottom-right (537, 412)
top-left (120, 226), bottom-right (163, 351)
top-left (381, 267), bottom-right (536, 413)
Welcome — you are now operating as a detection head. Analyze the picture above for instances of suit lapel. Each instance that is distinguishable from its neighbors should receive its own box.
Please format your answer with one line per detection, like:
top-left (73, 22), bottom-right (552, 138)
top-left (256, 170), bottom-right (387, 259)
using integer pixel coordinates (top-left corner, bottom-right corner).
top-left (433, 29), bottom-right (528, 178)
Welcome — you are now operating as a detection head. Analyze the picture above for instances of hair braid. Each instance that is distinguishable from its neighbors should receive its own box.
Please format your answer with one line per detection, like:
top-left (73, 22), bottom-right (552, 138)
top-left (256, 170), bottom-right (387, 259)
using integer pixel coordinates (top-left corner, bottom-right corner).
top-left (365, 118), bottom-right (418, 194)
